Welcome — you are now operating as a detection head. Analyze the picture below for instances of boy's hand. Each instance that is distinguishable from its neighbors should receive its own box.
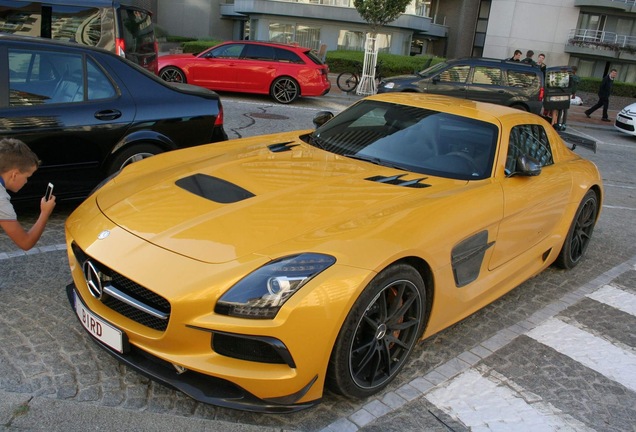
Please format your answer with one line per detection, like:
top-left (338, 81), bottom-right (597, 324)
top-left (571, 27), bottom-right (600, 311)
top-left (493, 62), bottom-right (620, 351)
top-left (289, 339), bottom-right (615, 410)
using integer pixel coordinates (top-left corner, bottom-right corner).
top-left (40, 195), bottom-right (56, 216)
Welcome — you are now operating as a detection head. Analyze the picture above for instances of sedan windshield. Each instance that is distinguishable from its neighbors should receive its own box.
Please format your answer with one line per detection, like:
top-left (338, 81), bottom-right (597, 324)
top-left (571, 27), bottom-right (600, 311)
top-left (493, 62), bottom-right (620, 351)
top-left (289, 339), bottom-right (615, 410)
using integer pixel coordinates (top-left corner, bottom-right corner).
top-left (306, 100), bottom-right (499, 180)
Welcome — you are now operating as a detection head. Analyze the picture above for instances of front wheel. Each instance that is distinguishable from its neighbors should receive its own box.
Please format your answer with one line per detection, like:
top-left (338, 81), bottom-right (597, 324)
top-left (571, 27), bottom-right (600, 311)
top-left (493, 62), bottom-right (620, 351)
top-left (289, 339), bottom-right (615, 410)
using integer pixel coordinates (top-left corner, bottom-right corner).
top-left (327, 264), bottom-right (427, 398)
top-left (159, 67), bottom-right (186, 84)
top-left (270, 77), bottom-right (299, 104)
top-left (337, 72), bottom-right (359, 93)
top-left (555, 189), bottom-right (599, 269)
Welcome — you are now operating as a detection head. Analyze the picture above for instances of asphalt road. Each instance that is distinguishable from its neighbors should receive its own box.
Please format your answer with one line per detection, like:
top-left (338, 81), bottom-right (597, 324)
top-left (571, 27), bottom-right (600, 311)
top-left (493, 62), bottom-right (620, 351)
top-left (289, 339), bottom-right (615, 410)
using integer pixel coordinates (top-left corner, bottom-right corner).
top-left (1, 93), bottom-right (635, 431)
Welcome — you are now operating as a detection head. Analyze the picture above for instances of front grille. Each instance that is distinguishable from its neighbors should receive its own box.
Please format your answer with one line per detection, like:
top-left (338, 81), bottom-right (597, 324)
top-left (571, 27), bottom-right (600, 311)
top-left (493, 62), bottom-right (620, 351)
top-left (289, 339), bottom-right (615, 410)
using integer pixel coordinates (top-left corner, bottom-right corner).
top-left (615, 121), bottom-right (634, 132)
top-left (72, 242), bottom-right (171, 331)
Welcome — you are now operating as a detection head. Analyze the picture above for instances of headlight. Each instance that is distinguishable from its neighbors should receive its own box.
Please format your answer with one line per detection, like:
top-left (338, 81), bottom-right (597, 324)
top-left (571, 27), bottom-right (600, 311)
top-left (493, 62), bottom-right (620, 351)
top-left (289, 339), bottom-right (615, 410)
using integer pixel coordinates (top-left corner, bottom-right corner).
top-left (383, 82), bottom-right (395, 89)
top-left (215, 253), bottom-right (336, 319)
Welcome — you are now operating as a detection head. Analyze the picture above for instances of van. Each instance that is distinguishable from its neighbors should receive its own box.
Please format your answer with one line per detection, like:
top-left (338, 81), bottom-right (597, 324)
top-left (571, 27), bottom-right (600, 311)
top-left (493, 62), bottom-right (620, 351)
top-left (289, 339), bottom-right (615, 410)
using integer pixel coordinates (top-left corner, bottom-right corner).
top-left (378, 57), bottom-right (545, 115)
top-left (0, 0), bottom-right (157, 73)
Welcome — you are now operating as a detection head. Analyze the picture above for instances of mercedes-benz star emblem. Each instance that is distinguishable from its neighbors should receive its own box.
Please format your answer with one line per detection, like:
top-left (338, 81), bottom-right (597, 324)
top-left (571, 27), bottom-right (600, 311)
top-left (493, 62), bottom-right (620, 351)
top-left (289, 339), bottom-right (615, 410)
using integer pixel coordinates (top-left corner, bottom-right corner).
top-left (98, 230), bottom-right (110, 240)
top-left (83, 261), bottom-right (104, 299)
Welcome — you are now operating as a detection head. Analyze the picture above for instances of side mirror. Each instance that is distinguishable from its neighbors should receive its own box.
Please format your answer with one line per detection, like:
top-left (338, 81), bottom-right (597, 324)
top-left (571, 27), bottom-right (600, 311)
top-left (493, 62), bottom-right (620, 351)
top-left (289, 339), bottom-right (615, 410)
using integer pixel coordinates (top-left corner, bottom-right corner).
top-left (432, 75), bottom-right (440, 84)
top-left (313, 111), bottom-right (334, 128)
top-left (515, 155), bottom-right (542, 176)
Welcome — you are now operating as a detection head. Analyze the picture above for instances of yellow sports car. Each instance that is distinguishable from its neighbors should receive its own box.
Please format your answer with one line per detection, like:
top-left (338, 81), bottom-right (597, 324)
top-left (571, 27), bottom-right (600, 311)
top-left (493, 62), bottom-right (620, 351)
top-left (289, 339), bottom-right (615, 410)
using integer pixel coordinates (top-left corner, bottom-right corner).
top-left (65, 93), bottom-right (602, 412)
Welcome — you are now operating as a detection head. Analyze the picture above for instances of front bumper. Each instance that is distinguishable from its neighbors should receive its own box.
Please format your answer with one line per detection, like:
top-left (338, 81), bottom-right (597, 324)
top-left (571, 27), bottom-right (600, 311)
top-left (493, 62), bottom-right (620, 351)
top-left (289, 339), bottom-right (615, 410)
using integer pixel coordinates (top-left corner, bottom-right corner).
top-left (66, 282), bottom-right (319, 413)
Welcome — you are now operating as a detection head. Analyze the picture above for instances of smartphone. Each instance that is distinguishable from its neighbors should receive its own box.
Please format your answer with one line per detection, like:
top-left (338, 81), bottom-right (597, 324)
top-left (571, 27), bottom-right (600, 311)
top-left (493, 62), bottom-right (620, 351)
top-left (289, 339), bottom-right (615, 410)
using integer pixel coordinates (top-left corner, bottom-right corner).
top-left (44, 182), bottom-right (54, 201)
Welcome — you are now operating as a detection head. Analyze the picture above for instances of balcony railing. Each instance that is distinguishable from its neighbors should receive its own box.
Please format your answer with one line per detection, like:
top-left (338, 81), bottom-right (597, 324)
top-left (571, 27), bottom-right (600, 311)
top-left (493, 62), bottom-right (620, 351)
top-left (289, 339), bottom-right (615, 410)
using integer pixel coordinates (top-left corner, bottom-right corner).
top-left (567, 28), bottom-right (636, 54)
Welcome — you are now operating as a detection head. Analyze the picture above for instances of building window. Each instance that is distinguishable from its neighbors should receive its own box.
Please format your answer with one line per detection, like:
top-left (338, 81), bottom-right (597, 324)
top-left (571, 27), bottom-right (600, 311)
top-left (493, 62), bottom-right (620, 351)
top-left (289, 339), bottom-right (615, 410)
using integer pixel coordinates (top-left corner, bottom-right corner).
top-left (268, 22), bottom-right (321, 50)
top-left (337, 30), bottom-right (392, 52)
top-left (472, 0), bottom-right (490, 57)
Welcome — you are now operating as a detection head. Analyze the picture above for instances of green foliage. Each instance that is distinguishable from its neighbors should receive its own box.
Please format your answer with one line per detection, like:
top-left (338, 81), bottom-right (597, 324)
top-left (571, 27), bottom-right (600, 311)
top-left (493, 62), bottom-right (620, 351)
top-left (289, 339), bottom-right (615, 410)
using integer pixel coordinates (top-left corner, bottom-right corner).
top-left (579, 77), bottom-right (636, 98)
top-left (353, 0), bottom-right (412, 33)
top-left (325, 50), bottom-right (443, 76)
top-left (182, 40), bottom-right (224, 54)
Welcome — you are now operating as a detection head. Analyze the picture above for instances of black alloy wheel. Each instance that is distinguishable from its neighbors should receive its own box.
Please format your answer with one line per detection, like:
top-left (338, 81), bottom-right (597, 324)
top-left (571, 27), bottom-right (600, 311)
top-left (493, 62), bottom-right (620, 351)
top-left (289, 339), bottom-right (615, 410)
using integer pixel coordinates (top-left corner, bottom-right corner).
top-left (555, 189), bottom-right (598, 269)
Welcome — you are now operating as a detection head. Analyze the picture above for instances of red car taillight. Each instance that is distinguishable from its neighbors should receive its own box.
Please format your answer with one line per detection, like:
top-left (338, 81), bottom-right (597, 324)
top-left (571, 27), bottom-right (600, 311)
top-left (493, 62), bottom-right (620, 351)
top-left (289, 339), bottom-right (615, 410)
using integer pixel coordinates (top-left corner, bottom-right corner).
top-left (116, 37), bottom-right (126, 58)
top-left (539, 86), bottom-right (544, 102)
top-left (215, 103), bottom-right (224, 126)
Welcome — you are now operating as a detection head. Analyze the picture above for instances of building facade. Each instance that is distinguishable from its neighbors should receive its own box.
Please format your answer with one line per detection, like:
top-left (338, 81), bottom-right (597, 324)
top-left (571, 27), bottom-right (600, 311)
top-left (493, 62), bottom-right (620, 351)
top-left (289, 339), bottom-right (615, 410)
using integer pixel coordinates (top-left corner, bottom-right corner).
top-left (153, 0), bottom-right (636, 80)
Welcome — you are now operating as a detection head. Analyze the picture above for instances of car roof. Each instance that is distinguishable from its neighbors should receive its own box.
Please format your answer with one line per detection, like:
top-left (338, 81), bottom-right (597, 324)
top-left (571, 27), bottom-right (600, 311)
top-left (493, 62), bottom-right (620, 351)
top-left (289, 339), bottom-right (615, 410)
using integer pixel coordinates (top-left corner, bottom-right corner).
top-left (219, 40), bottom-right (312, 52)
top-left (447, 57), bottom-right (541, 70)
top-left (0, 33), bottom-right (113, 54)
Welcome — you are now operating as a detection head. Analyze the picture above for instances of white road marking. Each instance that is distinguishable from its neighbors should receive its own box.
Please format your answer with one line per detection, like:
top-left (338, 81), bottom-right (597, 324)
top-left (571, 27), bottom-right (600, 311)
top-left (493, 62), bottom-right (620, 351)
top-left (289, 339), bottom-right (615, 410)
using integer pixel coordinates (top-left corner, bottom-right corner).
top-left (587, 284), bottom-right (636, 316)
top-left (527, 317), bottom-right (636, 393)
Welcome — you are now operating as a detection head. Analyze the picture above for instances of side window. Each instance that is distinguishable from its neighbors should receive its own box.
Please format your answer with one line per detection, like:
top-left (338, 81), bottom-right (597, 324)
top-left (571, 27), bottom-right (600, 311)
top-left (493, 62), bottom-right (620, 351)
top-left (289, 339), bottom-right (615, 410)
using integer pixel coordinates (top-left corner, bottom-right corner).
top-left (274, 48), bottom-right (303, 63)
top-left (507, 70), bottom-right (539, 88)
top-left (86, 58), bottom-right (116, 100)
top-left (438, 65), bottom-right (470, 83)
top-left (209, 44), bottom-right (244, 59)
top-left (243, 44), bottom-right (275, 60)
top-left (8, 49), bottom-right (83, 106)
top-left (506, 124), bottom-right (554, 174)
top-left (472, 66), bottom-right (503, 86)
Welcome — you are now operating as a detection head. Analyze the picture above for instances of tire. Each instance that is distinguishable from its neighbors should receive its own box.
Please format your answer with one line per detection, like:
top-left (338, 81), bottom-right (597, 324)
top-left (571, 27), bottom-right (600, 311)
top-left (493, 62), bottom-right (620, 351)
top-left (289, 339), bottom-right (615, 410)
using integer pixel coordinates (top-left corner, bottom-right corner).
top-left (270, 77), bottom-right (299, 104)
top-left (107, 143), bottom-right (163, 175)
top-left (337, 72), bottom-right (358, 93)
top-left (555, 189), bottom-right (599, 269)
top-left (159, 67), bottom-right (187, 84)
top-left (510, 103), bottom-right (529, 112)
top-left (327, 264), bottom-right (427, 398)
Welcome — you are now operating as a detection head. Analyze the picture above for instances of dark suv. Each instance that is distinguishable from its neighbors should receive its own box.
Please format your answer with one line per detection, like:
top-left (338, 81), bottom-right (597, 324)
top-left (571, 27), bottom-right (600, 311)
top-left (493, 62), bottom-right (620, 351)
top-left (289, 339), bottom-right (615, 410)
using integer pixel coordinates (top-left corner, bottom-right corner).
top-left (378, 58), bottom-right (545, 115)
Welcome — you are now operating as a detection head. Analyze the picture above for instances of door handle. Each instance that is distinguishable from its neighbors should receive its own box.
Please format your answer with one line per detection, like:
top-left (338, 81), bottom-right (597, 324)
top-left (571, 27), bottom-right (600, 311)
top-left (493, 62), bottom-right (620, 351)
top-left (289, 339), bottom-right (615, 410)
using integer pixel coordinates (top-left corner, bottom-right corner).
top-left (94, 109), bottom-right (122, 121)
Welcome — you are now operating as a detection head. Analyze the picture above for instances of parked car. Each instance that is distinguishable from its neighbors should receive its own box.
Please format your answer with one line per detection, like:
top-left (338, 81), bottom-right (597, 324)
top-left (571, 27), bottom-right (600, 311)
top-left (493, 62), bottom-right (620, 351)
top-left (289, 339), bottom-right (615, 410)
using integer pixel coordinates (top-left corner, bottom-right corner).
top-left (378, 57), bottom-right (545, 114)
top-left (158, 40), bottom-right (331, 104)
top-left (0, 0), bottom-right (159, 73)
top-left (65, 92), bottom-right (602, 412)
top-left (614, 102), bottom-right (636, 136)
top-left (0, 34), bottom-right (227, 203)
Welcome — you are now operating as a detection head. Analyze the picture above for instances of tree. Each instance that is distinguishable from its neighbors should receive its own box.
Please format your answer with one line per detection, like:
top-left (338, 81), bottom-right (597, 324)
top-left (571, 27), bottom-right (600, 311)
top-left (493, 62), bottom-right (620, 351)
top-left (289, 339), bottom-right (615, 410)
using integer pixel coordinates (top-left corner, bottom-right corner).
top-left (353, 0), bottom-right (411, 95)
top-left (353, 0), bottom-right (412, 36)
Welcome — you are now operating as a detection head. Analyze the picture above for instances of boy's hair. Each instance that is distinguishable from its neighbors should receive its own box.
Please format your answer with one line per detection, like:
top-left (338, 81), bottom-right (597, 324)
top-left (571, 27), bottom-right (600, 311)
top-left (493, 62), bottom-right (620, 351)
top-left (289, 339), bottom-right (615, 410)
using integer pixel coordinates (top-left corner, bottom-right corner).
top-left (0, 138), bottom-right (41, 174)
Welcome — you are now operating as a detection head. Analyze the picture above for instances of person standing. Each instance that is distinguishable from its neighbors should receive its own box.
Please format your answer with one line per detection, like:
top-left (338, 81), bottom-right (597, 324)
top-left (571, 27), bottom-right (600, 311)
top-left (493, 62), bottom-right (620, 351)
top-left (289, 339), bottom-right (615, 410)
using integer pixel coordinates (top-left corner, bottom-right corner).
top-left (507, 50), bottom-right (522, 61)
top-left (585, 69), bottom-right (618, 122)
top-left (521, 50), bottom-right (537, 66)
top-left (536, 53), bottom-right (547, 76)
top-left (0, 138), bottom-right (56, 251)
top-left (570, 65), bottom-right (580, 99)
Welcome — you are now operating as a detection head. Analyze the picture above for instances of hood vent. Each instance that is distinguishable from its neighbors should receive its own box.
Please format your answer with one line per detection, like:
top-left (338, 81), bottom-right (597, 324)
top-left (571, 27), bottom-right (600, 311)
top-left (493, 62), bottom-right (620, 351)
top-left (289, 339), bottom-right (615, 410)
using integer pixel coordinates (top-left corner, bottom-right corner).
top-left (268, 141), bottom-right (298, 153)
top-left (176, 174), bottom-right (254, 203)
top-left (365, 174), bottom-right (431, 188)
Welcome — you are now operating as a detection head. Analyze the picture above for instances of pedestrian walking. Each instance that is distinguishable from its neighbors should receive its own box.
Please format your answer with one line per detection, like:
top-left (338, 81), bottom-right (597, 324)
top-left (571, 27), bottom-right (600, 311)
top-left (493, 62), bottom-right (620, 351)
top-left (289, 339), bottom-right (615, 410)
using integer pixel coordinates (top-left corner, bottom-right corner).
top-left (585, 69), bottom-right (618, 122)
top-left (0, 138), bottom-right (56, 250)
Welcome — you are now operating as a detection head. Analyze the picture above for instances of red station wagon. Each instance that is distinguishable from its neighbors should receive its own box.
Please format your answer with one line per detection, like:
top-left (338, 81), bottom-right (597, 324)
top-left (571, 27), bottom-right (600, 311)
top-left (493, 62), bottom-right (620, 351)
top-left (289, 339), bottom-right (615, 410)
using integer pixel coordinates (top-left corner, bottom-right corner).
top-left (158, 40), bottom-right (331, 104)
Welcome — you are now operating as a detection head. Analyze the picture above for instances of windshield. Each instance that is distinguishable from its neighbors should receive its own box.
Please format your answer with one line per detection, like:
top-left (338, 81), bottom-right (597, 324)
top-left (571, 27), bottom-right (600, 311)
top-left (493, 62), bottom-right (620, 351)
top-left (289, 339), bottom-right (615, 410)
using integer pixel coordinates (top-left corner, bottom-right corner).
top-left (418, 61), bottom-right (448, 77)
top-left (305, 100), bottom-right (499, 180)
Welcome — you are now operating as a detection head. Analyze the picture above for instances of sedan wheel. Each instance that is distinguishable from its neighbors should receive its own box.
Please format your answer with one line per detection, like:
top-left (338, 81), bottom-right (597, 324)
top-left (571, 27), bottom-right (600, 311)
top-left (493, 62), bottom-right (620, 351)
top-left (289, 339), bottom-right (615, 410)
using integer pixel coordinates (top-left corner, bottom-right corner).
top-left (159, 67), bottom-right (187, 84)
top-left (270, 77), bottom-right (299, 104)
top-left (555, 189), bottom-right (598, 269)
top-left (327, 264), bottom-right (426, 398)
top-left (107, 143), bottom-right (163, 175)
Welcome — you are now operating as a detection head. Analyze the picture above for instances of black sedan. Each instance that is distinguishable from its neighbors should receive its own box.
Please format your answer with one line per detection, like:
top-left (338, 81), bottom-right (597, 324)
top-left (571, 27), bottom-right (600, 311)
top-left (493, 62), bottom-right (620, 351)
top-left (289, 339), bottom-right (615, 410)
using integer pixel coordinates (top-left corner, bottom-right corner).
top-left (0, 34), bottom-right (227, 203)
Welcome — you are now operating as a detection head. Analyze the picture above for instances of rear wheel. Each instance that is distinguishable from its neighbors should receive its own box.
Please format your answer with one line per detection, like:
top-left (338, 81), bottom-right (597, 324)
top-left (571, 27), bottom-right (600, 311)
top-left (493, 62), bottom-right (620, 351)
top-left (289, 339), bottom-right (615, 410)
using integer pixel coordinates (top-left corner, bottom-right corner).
top-left (159, 67), bottom-right (186, 84)
top-left (555, 189), bottom-right (598, 269)
top-left (337, 72), bottom-right (358, 93)
top-left (107, 143), bottom-right (163, 175)
top-left (270, 77), bottom-right (299, 104)
top-left (327, 264), bottom-right (426, 398)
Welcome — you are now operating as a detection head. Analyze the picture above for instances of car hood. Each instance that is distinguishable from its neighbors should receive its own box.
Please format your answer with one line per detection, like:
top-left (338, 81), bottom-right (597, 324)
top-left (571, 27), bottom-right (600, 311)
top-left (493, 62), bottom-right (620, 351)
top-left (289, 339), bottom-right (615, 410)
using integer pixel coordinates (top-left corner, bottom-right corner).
top-left (96, 136), bottom-right (464, 264)
top-left (385, 74), bottom-right (419, 82)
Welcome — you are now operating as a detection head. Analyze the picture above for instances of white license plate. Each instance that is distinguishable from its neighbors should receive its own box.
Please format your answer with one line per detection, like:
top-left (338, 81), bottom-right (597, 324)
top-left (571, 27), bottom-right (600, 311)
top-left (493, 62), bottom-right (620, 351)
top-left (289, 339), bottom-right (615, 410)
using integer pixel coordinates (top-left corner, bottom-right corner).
top-left (549, 95), bottom-right (570, 102)
top-left (74, 291), bottom-right (124, 353)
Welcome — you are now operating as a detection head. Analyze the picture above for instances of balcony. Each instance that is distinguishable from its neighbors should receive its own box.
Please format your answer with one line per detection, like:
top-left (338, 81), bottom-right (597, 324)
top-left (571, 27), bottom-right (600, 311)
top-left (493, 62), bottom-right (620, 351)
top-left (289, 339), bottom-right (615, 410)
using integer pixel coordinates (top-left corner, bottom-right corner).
top-left (221, 0), bottom-right (447, 38)
top-left (565, 28), bottom-right (636, 60)
top-left (574, 0), bottom-right (636, 12)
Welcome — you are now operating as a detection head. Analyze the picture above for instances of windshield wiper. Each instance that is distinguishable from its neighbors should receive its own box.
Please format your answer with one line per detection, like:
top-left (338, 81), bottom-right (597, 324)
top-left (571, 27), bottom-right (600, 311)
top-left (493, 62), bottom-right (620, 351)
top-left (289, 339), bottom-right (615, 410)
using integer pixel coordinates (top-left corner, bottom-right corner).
top-left (344, 153), bottom-right (409, 171)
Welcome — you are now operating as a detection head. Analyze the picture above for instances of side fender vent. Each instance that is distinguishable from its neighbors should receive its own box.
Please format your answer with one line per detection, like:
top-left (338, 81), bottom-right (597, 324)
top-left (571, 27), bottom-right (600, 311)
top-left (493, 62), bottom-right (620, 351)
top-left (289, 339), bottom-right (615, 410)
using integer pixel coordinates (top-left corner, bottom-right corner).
top-left (365, 174), bottom-right (431, 188)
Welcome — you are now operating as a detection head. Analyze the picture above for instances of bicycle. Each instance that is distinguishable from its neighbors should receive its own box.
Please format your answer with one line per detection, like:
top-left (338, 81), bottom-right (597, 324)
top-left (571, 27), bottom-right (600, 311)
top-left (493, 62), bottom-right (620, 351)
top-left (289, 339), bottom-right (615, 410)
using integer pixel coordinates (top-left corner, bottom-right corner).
top-left (337, 60), bottom-right (383, 93)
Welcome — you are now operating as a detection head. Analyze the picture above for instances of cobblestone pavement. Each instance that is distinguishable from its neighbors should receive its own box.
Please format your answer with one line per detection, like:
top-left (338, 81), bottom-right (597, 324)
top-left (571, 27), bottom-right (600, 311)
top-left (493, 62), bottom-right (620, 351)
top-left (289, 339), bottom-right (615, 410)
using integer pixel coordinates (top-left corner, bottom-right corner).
top-left (1, 99), bottom-right (636, 431)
